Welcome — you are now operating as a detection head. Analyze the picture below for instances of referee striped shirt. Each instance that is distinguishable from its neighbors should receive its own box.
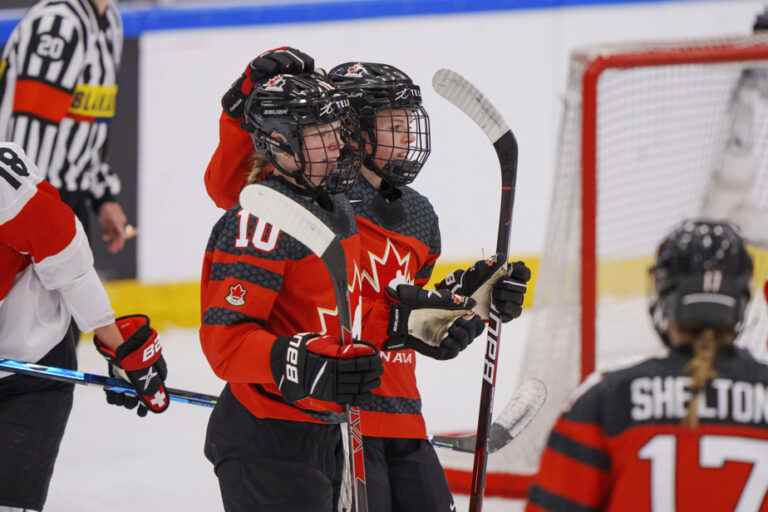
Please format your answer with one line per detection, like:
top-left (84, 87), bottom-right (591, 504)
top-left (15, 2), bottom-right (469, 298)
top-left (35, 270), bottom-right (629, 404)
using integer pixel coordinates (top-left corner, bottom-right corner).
top-left (0, 0), bottom-right (122, 208)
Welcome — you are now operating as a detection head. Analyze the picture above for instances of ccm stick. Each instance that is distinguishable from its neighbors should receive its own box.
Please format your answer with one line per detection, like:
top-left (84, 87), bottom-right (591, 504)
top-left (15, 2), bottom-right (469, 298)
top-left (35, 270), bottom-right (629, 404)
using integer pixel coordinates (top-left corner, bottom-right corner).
top-left (239, 184), bottom-right (368, 512)
top-left (432, 69), bottom-right (527, 511)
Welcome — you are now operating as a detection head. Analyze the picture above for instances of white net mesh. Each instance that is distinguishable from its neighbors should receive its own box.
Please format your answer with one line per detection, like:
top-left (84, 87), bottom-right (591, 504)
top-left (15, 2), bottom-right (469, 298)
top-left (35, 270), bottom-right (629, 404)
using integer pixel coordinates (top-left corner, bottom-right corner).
top-left (492, 35), bottom-right (768, 478)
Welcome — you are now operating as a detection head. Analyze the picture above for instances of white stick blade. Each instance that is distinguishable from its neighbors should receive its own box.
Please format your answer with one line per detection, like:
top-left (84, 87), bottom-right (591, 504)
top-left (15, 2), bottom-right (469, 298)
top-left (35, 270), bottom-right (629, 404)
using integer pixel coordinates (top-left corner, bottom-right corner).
top-left (239, 184), bottom-right (335, 257)
top-left (494, 378), bottom-right (547, 437)
top-left (432, 68), bottom-right (509, 143)
top-left (429, 378), bottom-right (547, 454)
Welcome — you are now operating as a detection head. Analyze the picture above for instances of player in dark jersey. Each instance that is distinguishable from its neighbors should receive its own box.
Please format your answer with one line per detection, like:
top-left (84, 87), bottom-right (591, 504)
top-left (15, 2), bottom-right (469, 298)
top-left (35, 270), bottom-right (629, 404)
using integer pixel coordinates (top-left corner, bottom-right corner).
top-left (0, 142), bottom-right (168, 512)
top-left (527, 219), bottom-right (767, 512)
top-left (199, 72), bottom-right (384, 512)
top-left (0, 0), bottom-right (128, 255)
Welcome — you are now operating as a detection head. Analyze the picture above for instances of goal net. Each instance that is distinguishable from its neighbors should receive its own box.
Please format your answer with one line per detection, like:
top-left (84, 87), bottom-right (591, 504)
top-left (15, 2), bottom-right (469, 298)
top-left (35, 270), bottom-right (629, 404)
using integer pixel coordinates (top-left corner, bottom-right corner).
top-left (440, 34), bottom-right (768, 499)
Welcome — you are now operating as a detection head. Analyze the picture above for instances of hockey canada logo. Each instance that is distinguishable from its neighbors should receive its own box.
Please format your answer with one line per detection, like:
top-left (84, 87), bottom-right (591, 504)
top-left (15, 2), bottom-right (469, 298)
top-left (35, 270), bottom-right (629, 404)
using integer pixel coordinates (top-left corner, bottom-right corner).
top-left (344, 63), bottom-right (366, 78)
top-left (262, 75), bottom-right (286, 92)
top-left (226, 283), bottom-right (247, 306)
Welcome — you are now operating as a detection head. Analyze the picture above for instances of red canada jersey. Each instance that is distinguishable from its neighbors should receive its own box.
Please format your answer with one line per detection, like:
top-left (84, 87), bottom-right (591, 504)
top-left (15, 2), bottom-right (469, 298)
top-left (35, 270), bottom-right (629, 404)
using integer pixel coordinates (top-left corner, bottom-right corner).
top-left (202, 112), bottom-right (444, 437)
top-left (199, 176), bottom-right (363, 424)
top-left (347, 177), bottom-right (440, 439)
top-left (527, 349), bottom-right (768, 512)
top-left (204, 113), bottom-right (250, 210)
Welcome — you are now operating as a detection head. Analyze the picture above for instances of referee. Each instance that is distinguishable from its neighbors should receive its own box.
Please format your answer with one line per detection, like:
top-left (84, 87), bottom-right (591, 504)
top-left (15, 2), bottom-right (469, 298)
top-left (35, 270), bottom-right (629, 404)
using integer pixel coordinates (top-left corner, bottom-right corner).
top-left (0, 0), bottom-right (128, 254)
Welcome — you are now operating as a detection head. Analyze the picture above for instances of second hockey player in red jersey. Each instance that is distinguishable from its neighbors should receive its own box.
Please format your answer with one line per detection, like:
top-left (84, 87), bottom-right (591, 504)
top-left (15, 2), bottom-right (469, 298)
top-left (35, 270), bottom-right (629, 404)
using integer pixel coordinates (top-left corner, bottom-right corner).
top-left (327, 61), bottom-right (531, 512)
top-left (527, 220), bottom-right (768, 512)
top-left (0, 142), bottom-right (168, 511)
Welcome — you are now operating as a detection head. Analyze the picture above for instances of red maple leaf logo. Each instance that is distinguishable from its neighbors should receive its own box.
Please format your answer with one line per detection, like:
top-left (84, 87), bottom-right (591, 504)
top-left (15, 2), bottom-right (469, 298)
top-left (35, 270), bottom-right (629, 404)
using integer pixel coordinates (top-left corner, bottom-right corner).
top-left (226, 283), bottom-right (247, 306)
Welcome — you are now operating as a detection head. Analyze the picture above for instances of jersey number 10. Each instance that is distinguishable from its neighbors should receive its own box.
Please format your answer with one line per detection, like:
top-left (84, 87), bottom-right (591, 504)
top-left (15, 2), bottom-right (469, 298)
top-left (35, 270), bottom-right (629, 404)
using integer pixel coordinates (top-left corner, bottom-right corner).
top-left (235, 210), bottom-right (280, 252)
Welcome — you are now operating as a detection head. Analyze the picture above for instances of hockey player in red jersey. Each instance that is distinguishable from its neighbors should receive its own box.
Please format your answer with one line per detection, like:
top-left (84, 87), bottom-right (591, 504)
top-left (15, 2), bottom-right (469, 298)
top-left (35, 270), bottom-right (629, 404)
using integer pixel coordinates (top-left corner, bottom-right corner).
top-left (0, 142), bottom-right (168, 511)
top-left (203, 48), bottom-right (531, 511)
top-left (326, 62), bottom-right (531, 511)
top-left (199, 73), bottom-right (384, 512)
top-left (527, 219), bottom-right (768, 512)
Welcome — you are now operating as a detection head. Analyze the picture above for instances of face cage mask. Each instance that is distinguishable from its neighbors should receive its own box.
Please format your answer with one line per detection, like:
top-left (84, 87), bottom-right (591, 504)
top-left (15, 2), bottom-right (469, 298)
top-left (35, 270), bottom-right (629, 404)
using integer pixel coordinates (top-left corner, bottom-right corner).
top-left (363, 105), bottom-right (431, 187)
top-left (261, 113), bottom-right (362, 196)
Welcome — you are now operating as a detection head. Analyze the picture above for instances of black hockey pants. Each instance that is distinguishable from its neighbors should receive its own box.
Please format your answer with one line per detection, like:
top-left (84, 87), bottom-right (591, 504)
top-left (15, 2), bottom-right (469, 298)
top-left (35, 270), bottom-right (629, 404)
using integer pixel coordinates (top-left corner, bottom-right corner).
top-left (204, 385), bottom-right (345, 512)
top-left (0, 330), bottom-right (76, 510)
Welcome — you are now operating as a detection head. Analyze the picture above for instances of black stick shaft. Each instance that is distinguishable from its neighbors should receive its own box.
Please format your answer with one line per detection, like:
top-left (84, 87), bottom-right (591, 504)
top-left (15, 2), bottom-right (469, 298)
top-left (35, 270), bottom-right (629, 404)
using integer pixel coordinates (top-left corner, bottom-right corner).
top-left (321, 238), bottom-right (368, 512)
top-left (469, 130), bottom-right (518, 512)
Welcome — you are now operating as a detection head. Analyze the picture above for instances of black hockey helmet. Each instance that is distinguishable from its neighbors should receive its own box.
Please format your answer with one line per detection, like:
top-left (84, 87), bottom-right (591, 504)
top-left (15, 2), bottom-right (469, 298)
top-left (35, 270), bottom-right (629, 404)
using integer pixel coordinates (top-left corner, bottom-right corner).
top-left (754, 6), bottom-right (768, 32)
top-left (243, 73), bottom-right (361, 195)
top-left (327, 62), bottom-right (430, 187)
top-left (649, 219), bottom-right (753, 344)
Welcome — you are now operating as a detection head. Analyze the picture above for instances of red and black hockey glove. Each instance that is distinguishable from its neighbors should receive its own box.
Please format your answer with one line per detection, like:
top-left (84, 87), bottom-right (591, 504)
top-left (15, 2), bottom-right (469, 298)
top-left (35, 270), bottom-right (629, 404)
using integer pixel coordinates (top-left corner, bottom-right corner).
top-left (436, 256), bottom-right (531, 323)
top-left (222, 47), bottom-right (314, 122)
top-left (383, 284), bottom-right (485, 361)
top-left (271, 333), bottom-right (382, 405)
top-left (94, 315), bottom-right (169, 417)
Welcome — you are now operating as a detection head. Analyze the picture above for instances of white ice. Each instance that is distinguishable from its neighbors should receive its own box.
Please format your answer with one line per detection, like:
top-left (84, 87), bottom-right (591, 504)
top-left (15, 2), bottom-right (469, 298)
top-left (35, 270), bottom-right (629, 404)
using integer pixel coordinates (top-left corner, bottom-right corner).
top-left (44, 322), bottom-right (530, 511)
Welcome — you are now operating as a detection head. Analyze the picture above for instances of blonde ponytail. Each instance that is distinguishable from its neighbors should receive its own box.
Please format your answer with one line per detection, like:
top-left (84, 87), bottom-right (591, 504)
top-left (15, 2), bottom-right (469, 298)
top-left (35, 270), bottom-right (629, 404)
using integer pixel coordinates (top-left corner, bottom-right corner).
top-left (683, 329), bottom-right (728, 428)
top-left (246, 152), bottom-right (270, 185)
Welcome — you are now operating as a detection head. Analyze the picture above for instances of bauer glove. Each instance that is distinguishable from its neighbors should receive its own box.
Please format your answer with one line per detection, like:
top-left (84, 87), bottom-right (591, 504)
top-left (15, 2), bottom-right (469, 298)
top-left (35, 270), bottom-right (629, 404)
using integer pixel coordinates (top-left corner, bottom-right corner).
top-left (94, 315), bottom-right (169, 417)
top-left (222, 47), bottom-right (314, 122)
top-left (384, 284), bottom-right (486, 360)
top-left (271, 333), bottom-right (382, 405)
top-left (436, 256), bottom-right (531, 323)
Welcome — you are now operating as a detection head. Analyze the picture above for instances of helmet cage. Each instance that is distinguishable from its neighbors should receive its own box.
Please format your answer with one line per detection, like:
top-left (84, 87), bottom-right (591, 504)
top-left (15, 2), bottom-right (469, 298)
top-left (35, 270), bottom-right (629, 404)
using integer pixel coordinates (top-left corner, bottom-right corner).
top-left (329, 63), bottom-right (432, 186)
top-left (245, 75), bottom-right (361, 195)
top-left (359, 101), bottom-right (431, 187)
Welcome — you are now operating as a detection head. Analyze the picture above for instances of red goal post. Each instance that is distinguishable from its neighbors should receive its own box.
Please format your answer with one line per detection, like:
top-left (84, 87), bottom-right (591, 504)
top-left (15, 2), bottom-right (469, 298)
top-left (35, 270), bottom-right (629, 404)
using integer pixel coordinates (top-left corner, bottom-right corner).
top-left (439, 34), bottom-right (768, 500)
top-left (580, 35), bottom-right (768, 380)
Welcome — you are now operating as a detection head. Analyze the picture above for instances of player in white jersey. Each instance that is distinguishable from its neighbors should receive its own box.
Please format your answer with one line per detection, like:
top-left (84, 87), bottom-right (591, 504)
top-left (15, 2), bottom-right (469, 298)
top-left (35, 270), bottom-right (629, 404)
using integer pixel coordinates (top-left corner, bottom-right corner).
top-left (0, 143), bottom-right (169, 511)
top-left (0, 0), bottom-right (128, 255)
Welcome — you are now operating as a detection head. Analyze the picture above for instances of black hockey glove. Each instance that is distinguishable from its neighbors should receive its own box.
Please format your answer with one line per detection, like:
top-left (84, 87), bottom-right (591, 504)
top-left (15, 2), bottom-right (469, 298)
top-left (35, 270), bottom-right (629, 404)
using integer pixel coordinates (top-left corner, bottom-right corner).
top-left (94, 315), bottom-right (170, 417)
top-left (383, 284), bottom-right (486, 360)
top-left (436, 256), bottom-right (531, 323)
top-left (271, 333), bottom-right (382, 405)
top-left (222, 47), bottom-right (314, 121)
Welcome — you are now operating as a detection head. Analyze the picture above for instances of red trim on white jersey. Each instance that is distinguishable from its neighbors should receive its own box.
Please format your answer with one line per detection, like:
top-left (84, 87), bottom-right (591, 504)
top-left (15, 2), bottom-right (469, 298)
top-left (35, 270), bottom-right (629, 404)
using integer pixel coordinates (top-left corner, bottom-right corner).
top-left (0, 142), bottom-right (114, 375)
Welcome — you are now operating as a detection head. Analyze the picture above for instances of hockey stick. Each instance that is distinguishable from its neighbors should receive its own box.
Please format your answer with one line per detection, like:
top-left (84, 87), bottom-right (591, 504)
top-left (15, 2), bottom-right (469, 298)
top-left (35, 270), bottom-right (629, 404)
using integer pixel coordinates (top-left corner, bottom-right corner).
top-left (1, 353), bottom-right (537, 455)
top-left (431, 378), bottom-right (546, 454)
top-left (433, 69), bottom-right (519, 512)
top-left (0, 358), bottom-right (218, 407)
top-left (239, 184), bottom-right (368, 512)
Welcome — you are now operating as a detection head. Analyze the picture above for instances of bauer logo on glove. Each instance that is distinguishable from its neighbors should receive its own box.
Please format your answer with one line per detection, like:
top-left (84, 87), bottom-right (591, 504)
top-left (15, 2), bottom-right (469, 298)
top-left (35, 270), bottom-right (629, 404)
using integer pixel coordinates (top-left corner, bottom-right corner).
top-left (94, 314), bottom-right (170, 416)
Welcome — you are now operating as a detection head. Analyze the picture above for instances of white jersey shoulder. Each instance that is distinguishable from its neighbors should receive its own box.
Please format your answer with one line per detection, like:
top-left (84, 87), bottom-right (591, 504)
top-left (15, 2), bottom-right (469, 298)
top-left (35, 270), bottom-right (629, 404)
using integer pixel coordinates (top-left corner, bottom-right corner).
top-left (0, 142), bottom-right (43, 225)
